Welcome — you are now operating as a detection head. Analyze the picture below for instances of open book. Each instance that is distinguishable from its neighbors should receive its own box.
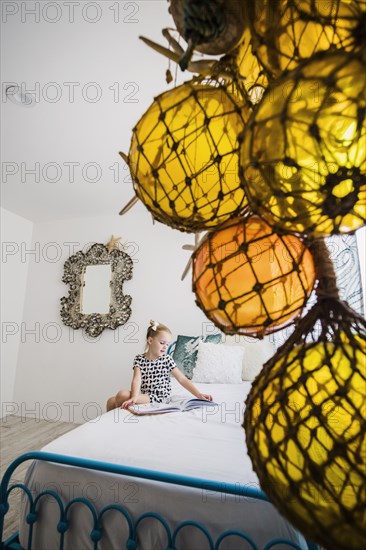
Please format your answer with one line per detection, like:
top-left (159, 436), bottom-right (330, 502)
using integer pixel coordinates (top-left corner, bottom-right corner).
top-left (128, 398), bottom-right (218, 416)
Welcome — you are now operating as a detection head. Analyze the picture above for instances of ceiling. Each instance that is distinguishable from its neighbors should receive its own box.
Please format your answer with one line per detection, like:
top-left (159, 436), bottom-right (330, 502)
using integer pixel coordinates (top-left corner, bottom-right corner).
top-left (1, 1), bottom-right (188, 222)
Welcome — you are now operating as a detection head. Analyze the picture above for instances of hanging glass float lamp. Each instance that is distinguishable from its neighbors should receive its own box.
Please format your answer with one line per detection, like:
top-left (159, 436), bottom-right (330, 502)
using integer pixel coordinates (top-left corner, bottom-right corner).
top-left (192, 215), bottom-right (316, 336)
top-left (244, 0), bottom-right (366, 79)
top-left (125, 79), bottom-right (251, 233)
top-left (240, 49), bottom-right (366, 238)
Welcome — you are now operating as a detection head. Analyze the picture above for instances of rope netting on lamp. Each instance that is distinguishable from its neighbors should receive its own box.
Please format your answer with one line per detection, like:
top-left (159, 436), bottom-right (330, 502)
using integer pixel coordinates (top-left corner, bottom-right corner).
top-left (192, 215), bottom-right (316, 336)
top-left (240, 49), bottom-right (366, 238)
top-left (244, 0), bottom-right (366, 79)
top-left (243, 238), bottom-right (366, 550)
top-left (126, 79), bottom-right (251, 232)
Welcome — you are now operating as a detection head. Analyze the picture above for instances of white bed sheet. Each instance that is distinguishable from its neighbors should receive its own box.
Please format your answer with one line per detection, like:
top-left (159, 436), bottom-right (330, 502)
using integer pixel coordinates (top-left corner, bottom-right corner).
top-left (19, 381), bottom-right (307, 549)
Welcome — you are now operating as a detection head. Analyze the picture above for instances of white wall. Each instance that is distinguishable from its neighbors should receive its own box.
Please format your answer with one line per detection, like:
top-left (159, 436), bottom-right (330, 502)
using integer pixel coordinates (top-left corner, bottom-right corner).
top-left (1, 208), bottom-right (34, 417)
top-left (12, 205), bottom-right (212, 423)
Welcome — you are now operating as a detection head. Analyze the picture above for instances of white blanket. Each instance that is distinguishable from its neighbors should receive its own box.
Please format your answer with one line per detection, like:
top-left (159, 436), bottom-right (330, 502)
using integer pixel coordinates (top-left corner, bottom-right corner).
top-left (19, 381), bottom-right (307, 549)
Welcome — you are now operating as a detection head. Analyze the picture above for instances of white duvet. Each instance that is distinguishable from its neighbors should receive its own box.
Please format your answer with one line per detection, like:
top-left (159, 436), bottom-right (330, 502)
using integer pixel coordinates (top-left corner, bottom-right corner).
top-left (19, 381), bottom-right (307, 549)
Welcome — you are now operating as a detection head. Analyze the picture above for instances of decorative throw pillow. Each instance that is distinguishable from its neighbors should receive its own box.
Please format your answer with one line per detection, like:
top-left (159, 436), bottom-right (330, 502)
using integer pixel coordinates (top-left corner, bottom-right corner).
top-left (192, 341), bottom-right (244, 384)
top-left (224, 335), bottom-right (275, 381)
top-left (172, 333), bottom-right (221, 379)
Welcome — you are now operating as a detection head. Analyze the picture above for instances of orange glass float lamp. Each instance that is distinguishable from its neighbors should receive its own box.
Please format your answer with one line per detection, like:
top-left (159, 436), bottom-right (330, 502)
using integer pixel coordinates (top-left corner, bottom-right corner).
top-left (192, 216), bottom-right (316, 336)
top-left (128, 80), bottom-right (250, 232)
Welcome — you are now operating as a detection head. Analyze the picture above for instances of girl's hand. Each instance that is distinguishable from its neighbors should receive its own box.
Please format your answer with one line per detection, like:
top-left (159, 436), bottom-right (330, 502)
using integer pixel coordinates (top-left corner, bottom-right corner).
top-left (121, 398), bottom-right (136, 409)
top-left (198, 393), bottom-right (213, 401)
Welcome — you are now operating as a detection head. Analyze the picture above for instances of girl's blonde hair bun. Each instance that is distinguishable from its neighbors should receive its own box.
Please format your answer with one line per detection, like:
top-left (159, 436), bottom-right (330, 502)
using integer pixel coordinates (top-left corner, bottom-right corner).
top-left (146, 321), bottom-right (172, 339)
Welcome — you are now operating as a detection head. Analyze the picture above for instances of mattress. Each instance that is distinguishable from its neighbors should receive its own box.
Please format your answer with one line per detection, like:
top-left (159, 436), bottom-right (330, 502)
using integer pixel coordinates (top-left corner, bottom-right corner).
top-left (19, 380), bottom-right (307, 549)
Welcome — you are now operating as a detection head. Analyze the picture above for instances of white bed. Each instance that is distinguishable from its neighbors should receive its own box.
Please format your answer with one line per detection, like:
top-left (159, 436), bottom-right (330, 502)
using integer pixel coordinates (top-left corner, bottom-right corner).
top-left (18, 380), bottom-right (308, 550)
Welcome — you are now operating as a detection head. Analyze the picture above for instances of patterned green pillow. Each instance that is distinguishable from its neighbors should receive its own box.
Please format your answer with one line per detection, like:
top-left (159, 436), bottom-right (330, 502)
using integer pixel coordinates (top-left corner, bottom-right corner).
top-left (172, 334), bottom-right (221, 379)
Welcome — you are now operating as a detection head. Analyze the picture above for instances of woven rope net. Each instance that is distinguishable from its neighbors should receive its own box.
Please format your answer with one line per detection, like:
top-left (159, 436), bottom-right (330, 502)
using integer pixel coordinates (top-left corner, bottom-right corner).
top-left (192, 215), bottom-right (315, 336)
top-left (243, 238), bottom-right (366, 550)
top-left (240, 48), bottom-right (366, 238)
top-left (128, 79), bottom-right (251, 232)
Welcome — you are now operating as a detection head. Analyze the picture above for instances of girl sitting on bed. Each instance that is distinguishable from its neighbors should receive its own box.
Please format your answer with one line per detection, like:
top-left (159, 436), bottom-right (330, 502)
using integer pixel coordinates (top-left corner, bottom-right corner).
top-left (106, 320), bottom-right (212, 411)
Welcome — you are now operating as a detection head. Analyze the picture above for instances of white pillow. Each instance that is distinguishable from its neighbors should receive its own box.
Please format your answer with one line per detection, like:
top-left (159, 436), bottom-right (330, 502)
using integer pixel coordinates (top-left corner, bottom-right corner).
top-left (224, 335), bottom-right (275, 381)
top-left (192, 341), bottom-right (244, 384)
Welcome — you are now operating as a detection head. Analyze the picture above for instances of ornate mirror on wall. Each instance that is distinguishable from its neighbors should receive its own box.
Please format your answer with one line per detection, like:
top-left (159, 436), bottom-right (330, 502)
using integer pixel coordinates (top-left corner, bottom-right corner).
top-left (60, 240), bottom-right (133, 337)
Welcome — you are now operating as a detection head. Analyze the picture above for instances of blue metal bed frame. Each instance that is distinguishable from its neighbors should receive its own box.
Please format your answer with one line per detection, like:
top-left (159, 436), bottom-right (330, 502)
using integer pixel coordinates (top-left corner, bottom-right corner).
top-left (0, 451), bottom-right (319, 550)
